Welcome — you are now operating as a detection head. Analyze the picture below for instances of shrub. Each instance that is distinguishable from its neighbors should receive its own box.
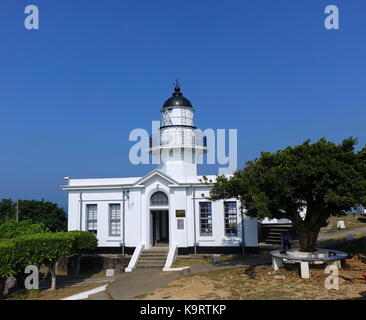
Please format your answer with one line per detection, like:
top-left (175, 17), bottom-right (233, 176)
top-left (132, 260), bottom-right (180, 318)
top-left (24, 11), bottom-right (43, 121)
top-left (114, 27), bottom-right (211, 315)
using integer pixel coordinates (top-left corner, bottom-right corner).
top-left (0, 231), bottom-right (98, 290)
top-left (0, 220), bottom-right (46, 239)
top-left (0, 241), bottom-right (17, 278)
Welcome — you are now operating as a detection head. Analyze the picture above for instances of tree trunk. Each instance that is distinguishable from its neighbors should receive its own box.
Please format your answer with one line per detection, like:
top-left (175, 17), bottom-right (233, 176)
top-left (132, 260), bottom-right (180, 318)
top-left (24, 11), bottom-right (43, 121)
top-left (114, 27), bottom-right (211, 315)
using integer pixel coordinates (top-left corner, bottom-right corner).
top-left (48, 262), bottom-right (57, 291)
top-left (293, 224), bottom-right (321, 252)
top-left (0, 278), bottom-right (5, 298)
top-left (75, 255), bottom-right (81, 277)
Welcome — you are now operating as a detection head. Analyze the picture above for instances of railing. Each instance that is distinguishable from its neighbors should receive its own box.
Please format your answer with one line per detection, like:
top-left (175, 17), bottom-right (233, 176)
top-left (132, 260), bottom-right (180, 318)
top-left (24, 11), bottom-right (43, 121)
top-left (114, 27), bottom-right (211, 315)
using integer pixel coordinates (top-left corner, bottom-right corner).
top-left (149, 130), bottom-right (207, 149)
top-left (125, 243), bottom-right (145, 272)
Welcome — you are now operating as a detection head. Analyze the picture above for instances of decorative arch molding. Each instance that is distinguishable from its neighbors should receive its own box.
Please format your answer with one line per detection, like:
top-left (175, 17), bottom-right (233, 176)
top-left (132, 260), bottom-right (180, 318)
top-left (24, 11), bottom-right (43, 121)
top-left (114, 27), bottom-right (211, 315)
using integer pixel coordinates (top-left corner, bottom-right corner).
top-left (150, 191), bottom-right (169, 207)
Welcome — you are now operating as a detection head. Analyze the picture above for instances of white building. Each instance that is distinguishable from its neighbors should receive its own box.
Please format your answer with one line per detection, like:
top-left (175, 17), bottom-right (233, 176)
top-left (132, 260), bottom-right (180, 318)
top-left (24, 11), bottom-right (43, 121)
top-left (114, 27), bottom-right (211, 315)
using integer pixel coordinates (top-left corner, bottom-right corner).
top-left (61, 85), bottom-right (259, 255)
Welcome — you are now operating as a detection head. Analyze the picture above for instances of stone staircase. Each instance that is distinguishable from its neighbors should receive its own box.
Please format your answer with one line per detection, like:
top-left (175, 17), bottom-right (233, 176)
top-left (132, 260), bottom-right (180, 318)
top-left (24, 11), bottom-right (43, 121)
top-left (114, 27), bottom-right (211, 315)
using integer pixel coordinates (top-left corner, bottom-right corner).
top-left (263, 224), bottom-right (292, 245)
top-left (135, 247), bottom-right (169, 269)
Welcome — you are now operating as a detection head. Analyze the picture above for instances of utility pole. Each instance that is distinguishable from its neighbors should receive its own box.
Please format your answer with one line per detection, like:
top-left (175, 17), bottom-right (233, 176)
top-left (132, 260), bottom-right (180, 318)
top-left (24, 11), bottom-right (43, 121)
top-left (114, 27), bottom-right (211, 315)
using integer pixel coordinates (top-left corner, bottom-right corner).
top-left (16, 199), bottom-right (20, 222)
top-left (240, 198), bottom-right (245, 256)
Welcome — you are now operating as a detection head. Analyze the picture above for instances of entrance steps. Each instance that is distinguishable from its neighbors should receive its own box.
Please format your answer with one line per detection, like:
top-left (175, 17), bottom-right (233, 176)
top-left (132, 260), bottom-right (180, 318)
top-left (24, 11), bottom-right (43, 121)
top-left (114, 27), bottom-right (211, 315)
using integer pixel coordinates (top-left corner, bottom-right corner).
top-left (261, 224), bottom-right (293, 245)
top-left (135, 247), bottom-right (169, 270)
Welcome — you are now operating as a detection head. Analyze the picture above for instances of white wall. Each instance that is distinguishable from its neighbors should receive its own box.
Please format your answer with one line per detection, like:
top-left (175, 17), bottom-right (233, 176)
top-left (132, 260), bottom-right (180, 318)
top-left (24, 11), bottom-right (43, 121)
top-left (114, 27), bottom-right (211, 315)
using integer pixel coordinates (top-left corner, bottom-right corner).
top-left (169, 188), bottom-right (189, 247)
top-left (192, 188), bottom-right (256, 248)
top-left (66, 179), bottom-right (258, 249)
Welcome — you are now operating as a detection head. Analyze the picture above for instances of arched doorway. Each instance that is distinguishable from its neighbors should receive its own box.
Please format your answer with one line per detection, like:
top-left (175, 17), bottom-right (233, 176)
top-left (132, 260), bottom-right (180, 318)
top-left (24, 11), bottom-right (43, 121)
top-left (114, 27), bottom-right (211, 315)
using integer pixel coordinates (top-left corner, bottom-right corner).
top-left (150, 191), bottom-right (169, 246)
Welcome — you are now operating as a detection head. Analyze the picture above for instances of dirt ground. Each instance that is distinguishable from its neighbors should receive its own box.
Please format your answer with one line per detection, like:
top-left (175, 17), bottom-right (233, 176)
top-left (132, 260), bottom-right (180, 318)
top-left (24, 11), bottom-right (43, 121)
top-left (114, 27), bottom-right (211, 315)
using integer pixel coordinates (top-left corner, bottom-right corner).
top-left (8, 282), bottom-right (110, 300)
top-left (133, 239), bottom-right (366, 300)
top-left (321, 213), bottom-right (366, 233)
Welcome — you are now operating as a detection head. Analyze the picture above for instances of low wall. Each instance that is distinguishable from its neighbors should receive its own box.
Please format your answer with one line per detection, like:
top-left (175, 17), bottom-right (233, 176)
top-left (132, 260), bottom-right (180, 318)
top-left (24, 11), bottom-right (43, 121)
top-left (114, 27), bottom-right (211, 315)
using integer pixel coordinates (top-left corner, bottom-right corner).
top-left (80, 254), bottom-right (131, 274)
top-left (56, 254), bottom-right (131, 276)
top-left (0, 275), bottom-right (25, 299)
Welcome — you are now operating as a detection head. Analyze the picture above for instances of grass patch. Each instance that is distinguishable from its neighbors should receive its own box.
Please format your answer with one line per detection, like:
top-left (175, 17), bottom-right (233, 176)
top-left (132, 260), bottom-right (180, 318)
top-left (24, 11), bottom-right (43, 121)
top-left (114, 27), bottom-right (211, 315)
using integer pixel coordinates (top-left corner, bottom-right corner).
top-left (321, 213), bottom-right (366, 233)
top-left (172, 258), bottom-right (211, 268)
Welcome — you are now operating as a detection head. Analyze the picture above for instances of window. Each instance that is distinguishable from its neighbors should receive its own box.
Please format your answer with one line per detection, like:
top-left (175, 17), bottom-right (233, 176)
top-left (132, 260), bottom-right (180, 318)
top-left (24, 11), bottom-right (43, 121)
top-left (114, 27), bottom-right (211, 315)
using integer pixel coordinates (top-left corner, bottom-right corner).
top-left (224, 201), bottom-right (238, 236)
top-left (150, 191), bottom-right (169, 206)
top-left (109, 204), bottom-right (121, 237)
top-left (199, 202), bottom-right (212, 236)
top-left (86, 204), bottom-right (98, 235)
top-left (177, 219), bottom-right (184, 230)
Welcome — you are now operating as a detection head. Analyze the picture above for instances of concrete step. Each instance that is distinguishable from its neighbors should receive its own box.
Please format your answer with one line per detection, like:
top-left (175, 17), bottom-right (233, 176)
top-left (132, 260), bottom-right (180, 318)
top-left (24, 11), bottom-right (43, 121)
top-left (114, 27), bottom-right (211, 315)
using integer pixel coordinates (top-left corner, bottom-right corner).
top-left (138, 259), bottom-right (166, 264)
top-left (140, 255), bottom-right (167, 260)
top-left (137, 261), bottom-right (165, 266)
top-left (142, 249), bottom-right (168, 253)
top-left (139, 257), bottom-right (167, 261)
top-left (267, 236), bottom-right (282, 240)
top-left (266, 239), bottom-right (282, 244)
top-left (136, 265), bottom-right (164, 269)
top-left (140, 253), bottom-right (167, 257)
top-left (135, 247), bottom-right (168, 270)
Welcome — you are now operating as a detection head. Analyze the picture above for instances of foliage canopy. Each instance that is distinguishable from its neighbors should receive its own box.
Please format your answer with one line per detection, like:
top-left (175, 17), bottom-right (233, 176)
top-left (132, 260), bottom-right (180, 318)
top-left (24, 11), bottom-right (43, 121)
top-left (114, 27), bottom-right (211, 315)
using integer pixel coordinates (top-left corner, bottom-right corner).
top-left (0, 199), bottom-right (67, 232)
top-left (210, 138), bottom-right (366, 251)
top-left (0, 220), bottom-right (46, 239)
top-left (0, 231), bottom-right (97, 278)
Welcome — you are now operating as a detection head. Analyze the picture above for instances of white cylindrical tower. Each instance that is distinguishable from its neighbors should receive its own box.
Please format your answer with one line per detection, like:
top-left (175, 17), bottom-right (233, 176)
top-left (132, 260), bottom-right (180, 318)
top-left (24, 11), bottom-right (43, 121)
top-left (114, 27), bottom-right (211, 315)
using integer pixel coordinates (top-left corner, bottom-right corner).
top-left (149, 84), bottom-right (207, 181)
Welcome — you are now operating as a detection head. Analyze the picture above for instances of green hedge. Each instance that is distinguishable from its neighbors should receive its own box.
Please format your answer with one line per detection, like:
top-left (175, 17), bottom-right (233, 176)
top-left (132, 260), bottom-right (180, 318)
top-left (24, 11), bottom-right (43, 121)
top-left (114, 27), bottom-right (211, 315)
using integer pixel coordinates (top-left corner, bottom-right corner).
top-left (0, 220), bottom-right (46, 239)
top-left (0, 231), bottom-right (97, 278)
top-left (0, 241), bottom-right (16, 278)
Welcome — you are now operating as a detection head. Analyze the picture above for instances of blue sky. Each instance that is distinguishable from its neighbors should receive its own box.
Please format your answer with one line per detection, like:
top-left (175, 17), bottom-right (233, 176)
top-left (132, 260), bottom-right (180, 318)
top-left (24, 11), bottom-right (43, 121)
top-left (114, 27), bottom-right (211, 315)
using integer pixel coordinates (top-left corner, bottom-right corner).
top-left (0, 0), bottom-right (365, 209)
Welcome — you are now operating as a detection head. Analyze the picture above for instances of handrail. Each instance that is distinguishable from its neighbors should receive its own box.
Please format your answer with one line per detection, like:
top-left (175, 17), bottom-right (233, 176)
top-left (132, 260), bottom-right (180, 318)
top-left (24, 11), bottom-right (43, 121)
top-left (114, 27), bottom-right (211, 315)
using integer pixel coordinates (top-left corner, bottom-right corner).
top-left (149, 130), bottom-right (207, 149)
top-left (125, 243), bottom-right (145, 272)
top-left (163, 244), bottom-right (178, 271)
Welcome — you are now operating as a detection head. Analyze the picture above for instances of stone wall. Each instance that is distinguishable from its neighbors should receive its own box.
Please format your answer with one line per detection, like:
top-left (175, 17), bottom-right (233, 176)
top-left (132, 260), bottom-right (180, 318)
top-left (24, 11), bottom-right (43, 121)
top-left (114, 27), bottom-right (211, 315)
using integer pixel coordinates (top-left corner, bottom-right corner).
top-left (55, 254), bottom-right (131, 276)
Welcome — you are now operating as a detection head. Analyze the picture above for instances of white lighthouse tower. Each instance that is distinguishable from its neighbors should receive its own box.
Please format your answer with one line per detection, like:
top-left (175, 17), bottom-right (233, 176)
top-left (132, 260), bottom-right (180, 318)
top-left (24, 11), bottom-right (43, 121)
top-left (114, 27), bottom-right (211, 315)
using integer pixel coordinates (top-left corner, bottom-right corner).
top-left (149, 82), bottom-right (207, 181)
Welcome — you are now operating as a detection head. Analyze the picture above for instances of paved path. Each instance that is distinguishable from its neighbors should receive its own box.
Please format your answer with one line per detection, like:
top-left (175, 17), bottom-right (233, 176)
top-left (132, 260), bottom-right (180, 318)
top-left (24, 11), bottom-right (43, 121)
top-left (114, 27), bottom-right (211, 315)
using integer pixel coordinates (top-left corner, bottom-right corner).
top-left (40, 276), bottom-right (115, 290)
top-left (89, 253), bottom-right (271, 300)
top-left (102, 269), bottom-right (183, 300)
top-left (318, 226), bottom-right (366, 241)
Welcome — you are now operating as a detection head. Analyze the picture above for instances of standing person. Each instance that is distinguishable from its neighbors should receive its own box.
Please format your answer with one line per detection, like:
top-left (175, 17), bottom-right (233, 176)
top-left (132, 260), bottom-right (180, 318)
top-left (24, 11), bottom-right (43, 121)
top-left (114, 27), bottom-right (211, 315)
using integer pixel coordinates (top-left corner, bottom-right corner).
top-left (281, 231), bottom-right (292, 251)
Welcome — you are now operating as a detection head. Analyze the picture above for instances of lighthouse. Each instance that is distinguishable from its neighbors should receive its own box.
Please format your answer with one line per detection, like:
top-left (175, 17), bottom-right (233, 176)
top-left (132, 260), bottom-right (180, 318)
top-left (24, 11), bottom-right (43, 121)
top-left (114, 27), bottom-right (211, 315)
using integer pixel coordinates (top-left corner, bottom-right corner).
top-left (62, 83), bottom-right (259, 256)
top-left (148, 83), bottom-right (207, 181)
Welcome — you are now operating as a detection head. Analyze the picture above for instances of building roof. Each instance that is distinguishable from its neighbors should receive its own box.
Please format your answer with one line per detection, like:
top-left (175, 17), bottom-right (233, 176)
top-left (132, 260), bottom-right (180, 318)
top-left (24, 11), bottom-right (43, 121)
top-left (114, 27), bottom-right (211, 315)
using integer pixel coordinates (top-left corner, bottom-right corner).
top-left (66, 177), bottom-right (140, 187)
top-left (60, 172), bottom-right (230, 191)
top-left (162, 84), bottom-right (193, 109)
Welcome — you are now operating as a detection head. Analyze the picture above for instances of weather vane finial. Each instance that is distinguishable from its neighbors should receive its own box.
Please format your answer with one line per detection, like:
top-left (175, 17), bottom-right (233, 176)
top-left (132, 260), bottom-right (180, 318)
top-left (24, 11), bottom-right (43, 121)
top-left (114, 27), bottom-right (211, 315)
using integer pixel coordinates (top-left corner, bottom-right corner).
top-left (174, 79), bottom-right (181, 92)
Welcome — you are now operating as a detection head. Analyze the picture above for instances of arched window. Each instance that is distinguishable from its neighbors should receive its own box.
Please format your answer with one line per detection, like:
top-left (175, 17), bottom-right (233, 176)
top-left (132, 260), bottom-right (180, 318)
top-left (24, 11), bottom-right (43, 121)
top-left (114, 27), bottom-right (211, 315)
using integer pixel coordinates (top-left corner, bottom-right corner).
top-left (150, 191), bottom-right (169, 206)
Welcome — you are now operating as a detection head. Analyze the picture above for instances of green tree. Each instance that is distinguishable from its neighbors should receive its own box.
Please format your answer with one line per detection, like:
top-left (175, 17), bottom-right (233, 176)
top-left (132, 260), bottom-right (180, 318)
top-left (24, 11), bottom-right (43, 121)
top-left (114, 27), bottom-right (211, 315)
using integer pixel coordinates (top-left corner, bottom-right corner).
top-left (0, 199), bottom-right (16, 224)
top-left (0, 220), bottom-right (46, 239)
top-left (209, 138), bottom-right (366, 252)
top-left (0, 199), bottom-right (67, 232)
top-left (0, 231), bottom-right (97, 291)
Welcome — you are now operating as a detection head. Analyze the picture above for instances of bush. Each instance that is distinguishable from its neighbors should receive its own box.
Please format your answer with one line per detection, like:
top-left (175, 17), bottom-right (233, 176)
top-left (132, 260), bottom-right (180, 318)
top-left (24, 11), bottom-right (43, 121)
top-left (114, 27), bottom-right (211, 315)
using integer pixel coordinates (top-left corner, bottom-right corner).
top-left (0, 220), bottom-right (46, 239)
top-left (0, 231), bottom-right (98, 279)
top-left (0, 241), bottom-right (17, 278)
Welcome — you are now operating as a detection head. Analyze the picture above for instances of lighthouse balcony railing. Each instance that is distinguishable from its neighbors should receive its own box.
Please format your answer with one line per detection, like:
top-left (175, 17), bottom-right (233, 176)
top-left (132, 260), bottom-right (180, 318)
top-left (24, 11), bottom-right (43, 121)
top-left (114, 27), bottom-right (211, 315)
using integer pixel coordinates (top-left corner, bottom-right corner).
top-left (149, 131), bottom-right (207, 149)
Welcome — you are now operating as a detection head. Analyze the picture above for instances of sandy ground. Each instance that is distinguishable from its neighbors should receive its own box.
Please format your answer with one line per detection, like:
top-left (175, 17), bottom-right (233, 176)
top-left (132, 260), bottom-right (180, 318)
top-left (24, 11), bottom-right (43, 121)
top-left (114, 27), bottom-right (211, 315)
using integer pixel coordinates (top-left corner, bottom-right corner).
top-left (8, 282), bottom-right (111, 300)
top-left (321, 213), bottom-right (366, 233)
top-left (132, 254), bottom-right (366, 300)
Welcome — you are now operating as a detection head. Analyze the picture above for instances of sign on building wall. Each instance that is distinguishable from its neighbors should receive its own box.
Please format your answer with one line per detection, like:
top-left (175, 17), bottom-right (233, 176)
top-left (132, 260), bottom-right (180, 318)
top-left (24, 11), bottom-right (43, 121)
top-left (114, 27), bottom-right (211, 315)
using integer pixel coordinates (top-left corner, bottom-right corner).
top-left (176, 210), bottom-right (186, 217)
top-left (177, 219), bottom-right (184, 230)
